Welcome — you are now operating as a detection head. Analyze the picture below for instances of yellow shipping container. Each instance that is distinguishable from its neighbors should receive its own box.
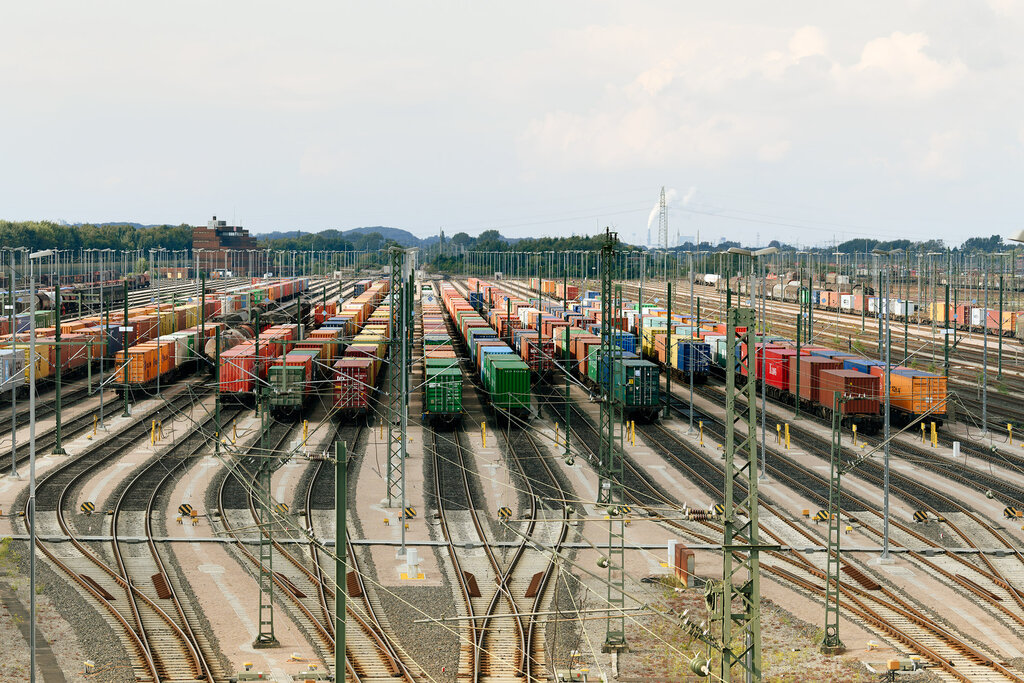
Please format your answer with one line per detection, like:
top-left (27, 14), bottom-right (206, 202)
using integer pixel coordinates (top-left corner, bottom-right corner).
top-left (15, 343), bottom-right (52, 381)
top-left (642, 327), bottom-right (667, 356)
top-left (156, 311), bottom-right (173, 336)
top-left (927, 302), bottom-right (948, 324)
top-left (888, 372), bottom-right (947, 416)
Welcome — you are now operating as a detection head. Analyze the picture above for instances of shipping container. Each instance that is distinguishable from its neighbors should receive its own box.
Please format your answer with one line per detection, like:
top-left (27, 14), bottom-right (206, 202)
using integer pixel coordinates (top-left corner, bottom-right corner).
top-left (819, 369), bottom-right (880, 415)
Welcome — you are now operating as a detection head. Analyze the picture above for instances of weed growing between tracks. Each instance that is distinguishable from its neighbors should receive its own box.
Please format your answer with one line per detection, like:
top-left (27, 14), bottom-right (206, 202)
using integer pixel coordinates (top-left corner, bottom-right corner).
top-left (618, 578), bottom-right (875, 682)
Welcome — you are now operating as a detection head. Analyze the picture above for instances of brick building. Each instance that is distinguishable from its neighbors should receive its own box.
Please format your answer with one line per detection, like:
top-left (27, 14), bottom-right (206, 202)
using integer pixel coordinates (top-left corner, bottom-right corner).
top-left (192, 216), bottom-right (258, 275)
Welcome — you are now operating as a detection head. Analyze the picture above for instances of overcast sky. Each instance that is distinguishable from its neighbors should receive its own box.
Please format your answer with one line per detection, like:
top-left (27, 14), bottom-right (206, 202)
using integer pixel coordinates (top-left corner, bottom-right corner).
top-left (2, 2), bottom-right (1021, 247)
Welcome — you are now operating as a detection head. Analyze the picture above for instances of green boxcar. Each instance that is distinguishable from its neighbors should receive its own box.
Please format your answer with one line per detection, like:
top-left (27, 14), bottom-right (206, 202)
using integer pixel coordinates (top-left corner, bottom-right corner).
top-left (424, 366), bottom-right (463, 421)
top-left (615, 359), bottom-right (660, 418)
top-left (482, 355), bottom-right (531, 416)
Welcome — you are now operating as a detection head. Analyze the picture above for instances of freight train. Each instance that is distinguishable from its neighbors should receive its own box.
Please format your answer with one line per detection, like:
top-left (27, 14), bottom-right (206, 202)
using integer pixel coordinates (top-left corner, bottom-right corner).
top-left (513, 277), bottom-right (947, 430)
top-left (725, 276), bottom-right (1024, 340)
top-left (464, 278), bottom-right (664, 421)
top-left (441, 282), bottom-right (532, 421)
top-left (330, 281), bottom-right (391, 421)
top-left (422, 283), bottom-right (463, 425)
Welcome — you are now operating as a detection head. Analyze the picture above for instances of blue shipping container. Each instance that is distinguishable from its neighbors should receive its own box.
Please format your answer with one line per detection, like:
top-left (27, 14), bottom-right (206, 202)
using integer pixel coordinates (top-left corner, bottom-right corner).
top-left (677, 341), bottom-right (711, 373)
top-left (611, 332), bottom-right (637, 354)
top-left (843, 358), bottom-right (884, 374)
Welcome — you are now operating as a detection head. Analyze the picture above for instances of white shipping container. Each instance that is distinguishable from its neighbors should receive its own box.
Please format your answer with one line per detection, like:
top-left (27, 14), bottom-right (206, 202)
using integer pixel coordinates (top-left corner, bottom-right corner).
top-left (169, 332), bottom-right (190, 366)
top-left (971, 308), bottom-right (987, 326)
top-left (840, 294), bottom-right (854, 311)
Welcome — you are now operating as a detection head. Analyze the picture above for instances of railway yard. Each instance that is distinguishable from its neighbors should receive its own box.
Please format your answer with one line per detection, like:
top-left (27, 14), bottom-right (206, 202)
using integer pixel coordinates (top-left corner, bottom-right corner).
top-left (4, 255), bottom-right (1024, 683)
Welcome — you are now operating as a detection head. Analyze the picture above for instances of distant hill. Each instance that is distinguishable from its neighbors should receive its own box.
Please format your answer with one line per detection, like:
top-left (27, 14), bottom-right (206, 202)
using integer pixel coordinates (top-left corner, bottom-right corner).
top-left (255, 226), bottom-right (440, 248)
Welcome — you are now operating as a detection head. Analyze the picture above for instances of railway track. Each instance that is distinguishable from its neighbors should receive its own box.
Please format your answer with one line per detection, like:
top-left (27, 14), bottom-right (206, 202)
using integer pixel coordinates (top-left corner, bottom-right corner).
top-left (614, 278), bottom-right (1024, 428)
top-left (107, 403), bottom-right (241, 683)
top-left (26, 385), bottom-right (217, 682)
top-left (217, 400), bottom-right (414, 681)
top-left (216, 419), bottom-right (335, 666)
top-left (304, 437), bottom-right (415, 683)
top-left (434, 283), bottom-right (571, 681)
top-left (536, 376), bottom-right (1024, 681)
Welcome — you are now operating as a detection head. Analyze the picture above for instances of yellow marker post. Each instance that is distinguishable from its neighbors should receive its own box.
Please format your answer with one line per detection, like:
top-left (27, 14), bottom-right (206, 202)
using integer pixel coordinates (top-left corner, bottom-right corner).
top-left (1009, 423), bottom-right (1014, 446)
top-left (232, 420), bottom-right (237, 444)
top-left (150, 420), bottom-right (156, 445)
top-left (554, 423), bottom-right (559, 447)
top-left (921, 422), bottom-right (926, 443)
top-left (776, 423), bottom-right (781, 445)
top-left (482, 422), bottom-right (487, 448)
top-left (852, 423), bottom-right (857, 446)
top-left (92, 414), bottom-right (97, 437)
top-left (784, 423), bottom-right (790, 450)
top-left (930, 421), bottom-right (937, 448)
top-left (699, 421), bottom-right (704, 447)
top-left (303, 419), bottom-right (308, 446)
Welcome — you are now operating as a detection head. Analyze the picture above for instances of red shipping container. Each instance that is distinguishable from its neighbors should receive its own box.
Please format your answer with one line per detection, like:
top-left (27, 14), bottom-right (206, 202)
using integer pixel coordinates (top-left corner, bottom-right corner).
top-left (62, 333), bottom-right (90, 370)
top-left (789, 356), bottom-right (843, 403)
top-left (954, 305), bottom-right (971, 327)
top-left (740, 343), bottom-right (782, 379)
top-left (275, 352), bottom-right (314, 382)
top-left (819, 369), bottom-right (880, 415)
top-left (220, 344), bottom-right (257, 393)
top-left (333, 358), bottom-right (374, 410)
top-left (763, 348), bottom-right (805, 392)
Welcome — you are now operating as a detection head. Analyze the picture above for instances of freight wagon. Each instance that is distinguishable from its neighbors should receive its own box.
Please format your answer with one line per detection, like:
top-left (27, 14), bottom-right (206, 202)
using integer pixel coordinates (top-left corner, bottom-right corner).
top-left (422, 283), bottom-right (463, 425)
top-left (267, 349), bottom-right (320, 418)
top-left (440, 282), bottom-right (532, 421)
top-left (332, 281), bottom-right (392, 421)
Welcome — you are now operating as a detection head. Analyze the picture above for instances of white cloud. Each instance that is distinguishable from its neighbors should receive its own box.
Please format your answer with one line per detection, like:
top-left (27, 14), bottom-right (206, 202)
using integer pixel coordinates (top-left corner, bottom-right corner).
top-left (916, 130), bottom-right (965, 179)
top-left (836, 31), bottom-right (967, 97)
top-left (789, 26), bottom-right (828, 60)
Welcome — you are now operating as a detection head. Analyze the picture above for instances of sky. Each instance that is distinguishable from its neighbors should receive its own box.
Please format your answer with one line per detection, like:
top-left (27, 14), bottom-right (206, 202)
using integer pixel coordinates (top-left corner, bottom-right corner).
top-left (2, 2), bottom-right (1022, 247)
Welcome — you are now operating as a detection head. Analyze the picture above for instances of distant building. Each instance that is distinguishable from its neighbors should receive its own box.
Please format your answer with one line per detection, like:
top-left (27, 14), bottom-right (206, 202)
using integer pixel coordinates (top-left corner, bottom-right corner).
top-left (193, 216), bottom-right (257, 275)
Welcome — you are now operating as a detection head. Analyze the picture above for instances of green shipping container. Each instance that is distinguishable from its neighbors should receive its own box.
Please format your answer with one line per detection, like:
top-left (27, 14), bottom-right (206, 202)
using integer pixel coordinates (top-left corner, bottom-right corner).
top-left (268, 365), bottom-right (307, 409)
top-left (483, 356), bottom-right (531, 414)
top-left (424, 367), bottom-right (462, 417)
top-left (615, 359), bottom-right (660, 408)
top-left (426, 357), bottom-right (459, 370)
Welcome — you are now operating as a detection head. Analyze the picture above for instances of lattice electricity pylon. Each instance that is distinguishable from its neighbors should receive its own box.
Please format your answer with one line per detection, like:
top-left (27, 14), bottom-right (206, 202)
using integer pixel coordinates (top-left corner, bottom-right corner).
top-left (597, 228), bottom-right (628, 652)
top-left (386, 247), bottom-right (405, 508)
top-left (822, 392), bottom-right (846, 654)
top-left (658, 186), bottom-right (669, 249)
top-left (253, 391), bottom-right (278, 648)
top-left (718, 306), bottom-right (761, 680)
